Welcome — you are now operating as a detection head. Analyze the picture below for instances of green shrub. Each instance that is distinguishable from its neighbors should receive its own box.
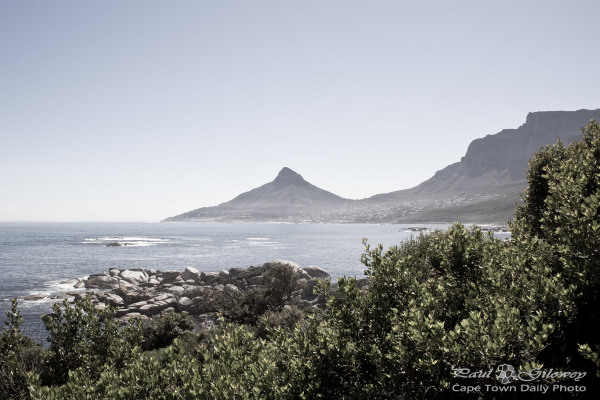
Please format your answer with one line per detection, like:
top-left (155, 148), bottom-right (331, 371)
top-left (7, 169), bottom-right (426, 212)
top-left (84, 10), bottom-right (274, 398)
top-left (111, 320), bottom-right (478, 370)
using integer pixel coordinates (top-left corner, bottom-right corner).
top-left (226, 287), bottom-right (273, 325)
top-left (295, 223), bottom-right (573, 399)
top-left (1, 299), bottom-right (45, 400)
top-left (513, 119), bottom-right (600, 383)
top-left (140, 311), bottom-right (195, 351)
top-left (255, 305), bottom-right (315, 339)
top-left (40, 294), bottom-right (142, 386)
top-left (260, 262), bottom-right (302, 311)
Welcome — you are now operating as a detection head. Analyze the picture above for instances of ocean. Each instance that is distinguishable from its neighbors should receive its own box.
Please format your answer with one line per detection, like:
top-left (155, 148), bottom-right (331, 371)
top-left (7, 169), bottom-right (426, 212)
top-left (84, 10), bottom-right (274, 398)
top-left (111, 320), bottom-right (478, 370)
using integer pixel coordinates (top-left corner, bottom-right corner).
top-left (0, 221), bottom-right (451, 338)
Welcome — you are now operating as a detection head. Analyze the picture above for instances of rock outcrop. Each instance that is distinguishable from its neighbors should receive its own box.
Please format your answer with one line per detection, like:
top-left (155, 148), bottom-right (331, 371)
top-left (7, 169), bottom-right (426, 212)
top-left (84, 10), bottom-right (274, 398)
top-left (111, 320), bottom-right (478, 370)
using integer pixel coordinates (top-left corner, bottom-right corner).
top-left (68, 260), bottom-right (332, 324)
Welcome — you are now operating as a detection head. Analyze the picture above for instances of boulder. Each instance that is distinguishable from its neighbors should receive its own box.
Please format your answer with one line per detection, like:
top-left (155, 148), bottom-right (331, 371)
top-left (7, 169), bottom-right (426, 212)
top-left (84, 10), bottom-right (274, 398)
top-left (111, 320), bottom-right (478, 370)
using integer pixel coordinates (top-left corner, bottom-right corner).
top-left (160, 307), bottom-right (176, 316)
top-left (127, 300), bottom-right (150, 310)
top-left (153, 293), bottom-right (172, 302)
top-left (228, 267), bottom-right (246, 278)
top-left (109, 269), bottom-right (122, 277)
top-left (219, 270), bottom-right (231, 283)
top-left (182, 266), bottom-right (201, 282)
top-left (115, 308), bottom-right (130, 317)
top-left (213, 284), bottom-right (224, 292)
top-left (181, 284), bottom-right (197, 292)
top-left (224, 284), bottom-right (241, 297)
top-left (187, 285), bottom-right (212, 299)
top-left (24, 294), bottom-right (46, 301)
top-left (139, 296), bottom-right (177, 317)
top-left (86, 274), bottom-right (119, 289)
top-left (172, 277), bottom-right (185, 285)
top-left (155, 298), bottom-right (177, 309)
top-left (160, 270), bottom-right (181, 282)
top-left (147, 278), bottom-right (160, 286)
top-left (115, 281), bottom-right (136, 295)
top-left (201, 272), bottom-right (219, 285)
top-left (120, 312), bottom-right (148, 322)
top-left (303, 266), bottom-right (330, 279)
top-left (177, 297), bottom-right (194, 313)
top-left (167, 286), bottom-right (186, 296)
top-left (103, 293), bottom-right (125, 307)
top-left (51, 293), bottom-right (73, 300)
top-left (120, 270), bottom-right (149, 284)
top-left (139, 304), bottom-right (161, 317)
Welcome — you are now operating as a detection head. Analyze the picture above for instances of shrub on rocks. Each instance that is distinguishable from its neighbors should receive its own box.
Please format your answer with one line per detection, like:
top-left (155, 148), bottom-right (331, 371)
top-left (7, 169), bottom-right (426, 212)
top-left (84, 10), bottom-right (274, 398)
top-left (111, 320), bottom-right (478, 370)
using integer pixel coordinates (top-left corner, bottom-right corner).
top-left (226, 261), bottom-right (307, 325)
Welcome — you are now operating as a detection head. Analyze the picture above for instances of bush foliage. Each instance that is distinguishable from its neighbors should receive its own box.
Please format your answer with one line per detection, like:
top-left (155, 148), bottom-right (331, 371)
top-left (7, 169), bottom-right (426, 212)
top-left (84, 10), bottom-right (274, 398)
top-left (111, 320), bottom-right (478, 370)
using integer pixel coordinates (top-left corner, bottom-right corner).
top-left (2, 120), bottom-right (599, 399)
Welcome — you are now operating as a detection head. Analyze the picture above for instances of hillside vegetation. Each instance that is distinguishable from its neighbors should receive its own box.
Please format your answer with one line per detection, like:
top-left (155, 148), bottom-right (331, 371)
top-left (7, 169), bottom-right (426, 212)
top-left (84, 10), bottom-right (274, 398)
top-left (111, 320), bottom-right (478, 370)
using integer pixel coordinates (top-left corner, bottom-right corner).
top-left (2, 121), bottom-right (600, 399)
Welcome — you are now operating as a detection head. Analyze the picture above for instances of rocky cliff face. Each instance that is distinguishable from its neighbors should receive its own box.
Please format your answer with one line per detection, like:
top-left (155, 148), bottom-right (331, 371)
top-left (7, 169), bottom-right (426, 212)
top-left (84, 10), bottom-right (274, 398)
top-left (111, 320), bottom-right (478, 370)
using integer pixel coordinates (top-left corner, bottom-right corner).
top-left (377, 108), bottom-right (600, 198)
top-left (458, 109), bottom-right (599, 180)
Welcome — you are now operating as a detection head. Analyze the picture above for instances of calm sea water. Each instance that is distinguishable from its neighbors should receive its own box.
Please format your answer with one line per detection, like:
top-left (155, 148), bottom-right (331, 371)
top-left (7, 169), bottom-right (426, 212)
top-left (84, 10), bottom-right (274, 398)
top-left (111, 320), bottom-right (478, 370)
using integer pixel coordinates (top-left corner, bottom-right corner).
top-left (0, 221), bottom-right (449, 336)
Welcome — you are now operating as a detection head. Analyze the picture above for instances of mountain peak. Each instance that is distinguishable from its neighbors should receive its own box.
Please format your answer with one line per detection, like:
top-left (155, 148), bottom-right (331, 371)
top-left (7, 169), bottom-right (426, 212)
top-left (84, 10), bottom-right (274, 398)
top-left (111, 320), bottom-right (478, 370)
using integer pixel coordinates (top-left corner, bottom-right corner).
top-left (273, 167), bottom-right (308, 188)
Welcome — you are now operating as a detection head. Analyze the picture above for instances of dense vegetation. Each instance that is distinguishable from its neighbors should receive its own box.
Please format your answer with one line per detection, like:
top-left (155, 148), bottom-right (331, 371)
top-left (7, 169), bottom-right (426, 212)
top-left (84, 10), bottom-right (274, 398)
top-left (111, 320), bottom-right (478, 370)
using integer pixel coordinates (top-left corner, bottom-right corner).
top-left (2, 121), bottom-right (600, 399)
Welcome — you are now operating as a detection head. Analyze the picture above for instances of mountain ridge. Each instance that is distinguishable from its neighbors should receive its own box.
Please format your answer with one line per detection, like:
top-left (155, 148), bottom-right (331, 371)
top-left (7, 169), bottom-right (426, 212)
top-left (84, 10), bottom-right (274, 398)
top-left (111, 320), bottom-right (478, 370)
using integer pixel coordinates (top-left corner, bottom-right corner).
top-left (164, 108), bottom-right (600, 223)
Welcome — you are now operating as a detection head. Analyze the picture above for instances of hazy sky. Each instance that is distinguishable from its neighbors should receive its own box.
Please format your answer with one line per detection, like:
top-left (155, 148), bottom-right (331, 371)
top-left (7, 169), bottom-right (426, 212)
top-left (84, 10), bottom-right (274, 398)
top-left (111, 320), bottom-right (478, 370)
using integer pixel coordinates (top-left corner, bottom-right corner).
top-left (1, 1), bottom-right (599, 222)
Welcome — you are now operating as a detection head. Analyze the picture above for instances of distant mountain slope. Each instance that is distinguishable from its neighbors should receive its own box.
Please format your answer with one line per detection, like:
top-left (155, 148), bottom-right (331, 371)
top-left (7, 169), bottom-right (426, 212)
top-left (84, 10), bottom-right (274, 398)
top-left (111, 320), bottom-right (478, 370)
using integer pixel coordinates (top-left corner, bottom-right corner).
top-left (396, 193), bottom-right (522, 224)
top-left (163, 168), bottom-right (353, 222)
top-left (372, 108), bottom-right (600, 201)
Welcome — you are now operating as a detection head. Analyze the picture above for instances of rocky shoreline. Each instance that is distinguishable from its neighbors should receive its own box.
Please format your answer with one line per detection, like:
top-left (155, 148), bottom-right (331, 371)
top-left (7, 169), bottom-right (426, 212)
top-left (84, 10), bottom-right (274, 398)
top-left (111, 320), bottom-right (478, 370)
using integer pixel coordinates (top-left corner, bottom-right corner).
top-left (27, 260), bottom-right (359, 326)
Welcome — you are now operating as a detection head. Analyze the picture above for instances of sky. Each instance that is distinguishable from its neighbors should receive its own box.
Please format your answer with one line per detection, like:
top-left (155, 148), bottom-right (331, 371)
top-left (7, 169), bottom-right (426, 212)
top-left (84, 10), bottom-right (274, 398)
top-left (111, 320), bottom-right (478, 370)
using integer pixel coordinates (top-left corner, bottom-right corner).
top-left (1, 0), bottom-right (599, 222)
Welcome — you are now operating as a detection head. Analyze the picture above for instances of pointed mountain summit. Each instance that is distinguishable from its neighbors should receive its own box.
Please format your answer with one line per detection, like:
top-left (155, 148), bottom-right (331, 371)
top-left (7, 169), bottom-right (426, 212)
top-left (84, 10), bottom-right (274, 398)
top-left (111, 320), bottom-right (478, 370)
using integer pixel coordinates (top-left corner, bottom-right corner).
top-left (272, 167), bottom-right (309, 189)
top-left (163, 168), bottom-right (352, 222)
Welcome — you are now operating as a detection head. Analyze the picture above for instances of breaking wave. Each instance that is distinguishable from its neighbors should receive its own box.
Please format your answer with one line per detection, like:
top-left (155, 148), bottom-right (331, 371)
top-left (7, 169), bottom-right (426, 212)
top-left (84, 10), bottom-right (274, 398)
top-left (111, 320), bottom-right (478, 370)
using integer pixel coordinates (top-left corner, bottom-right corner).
top-left (81, 236), bottom-right (169, 247)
